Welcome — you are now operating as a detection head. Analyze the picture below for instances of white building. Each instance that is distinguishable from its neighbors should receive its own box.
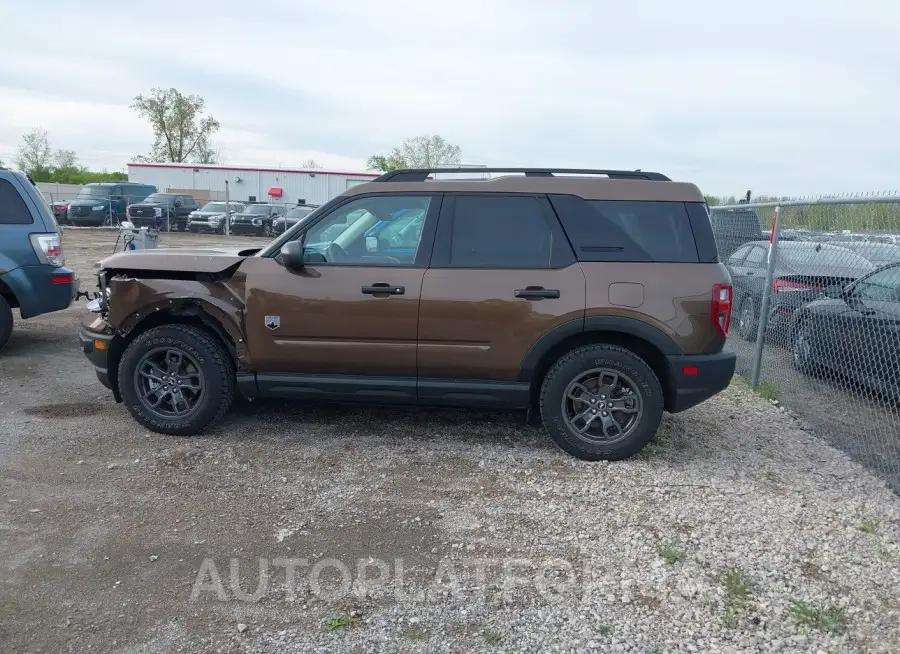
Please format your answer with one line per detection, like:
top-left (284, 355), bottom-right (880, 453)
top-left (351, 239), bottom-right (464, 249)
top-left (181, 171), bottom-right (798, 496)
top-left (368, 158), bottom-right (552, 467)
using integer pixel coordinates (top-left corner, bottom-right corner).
top-left (127, 162), bottom-right (380, 206)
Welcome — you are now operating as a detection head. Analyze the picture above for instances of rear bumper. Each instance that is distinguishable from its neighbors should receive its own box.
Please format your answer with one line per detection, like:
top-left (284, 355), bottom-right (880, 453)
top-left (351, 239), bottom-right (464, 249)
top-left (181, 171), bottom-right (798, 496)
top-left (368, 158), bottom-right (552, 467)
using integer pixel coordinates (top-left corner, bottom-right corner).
top-left (1, 266), bottom-right (78, 318)
top-left (665, 348), bottom-right (736, 413)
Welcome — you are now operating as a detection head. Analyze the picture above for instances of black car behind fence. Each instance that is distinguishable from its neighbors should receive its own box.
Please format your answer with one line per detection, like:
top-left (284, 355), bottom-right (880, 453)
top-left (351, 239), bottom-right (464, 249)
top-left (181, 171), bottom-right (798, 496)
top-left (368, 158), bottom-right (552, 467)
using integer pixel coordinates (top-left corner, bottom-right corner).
top-left (712, 193), bottom-right (900, 493)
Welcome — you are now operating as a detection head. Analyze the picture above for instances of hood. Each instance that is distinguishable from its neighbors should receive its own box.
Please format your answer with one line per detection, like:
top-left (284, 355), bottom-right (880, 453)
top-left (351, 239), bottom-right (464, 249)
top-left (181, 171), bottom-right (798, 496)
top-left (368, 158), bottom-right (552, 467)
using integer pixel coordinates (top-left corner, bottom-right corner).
top-left (190, 211), bottom-right (226, 219)
top-left (99, 247), bottom-right (251, 274)
top-left (70, 198), bottom-right (109, 206)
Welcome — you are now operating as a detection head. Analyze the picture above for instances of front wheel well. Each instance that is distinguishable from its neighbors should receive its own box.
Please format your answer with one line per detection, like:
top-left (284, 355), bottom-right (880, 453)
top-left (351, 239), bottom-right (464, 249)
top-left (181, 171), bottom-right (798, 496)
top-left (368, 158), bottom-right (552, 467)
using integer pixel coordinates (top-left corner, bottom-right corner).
top-left (106, 305), bottom-right (238, 401)
top-left (529, 331), bottom-right (672, 412)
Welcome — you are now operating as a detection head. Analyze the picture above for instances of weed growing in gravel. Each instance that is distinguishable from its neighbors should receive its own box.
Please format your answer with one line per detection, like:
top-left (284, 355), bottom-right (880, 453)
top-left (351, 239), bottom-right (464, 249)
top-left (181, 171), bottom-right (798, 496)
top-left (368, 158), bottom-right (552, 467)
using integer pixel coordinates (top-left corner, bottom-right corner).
top-left (756, 380), bottom-right (779, 401)
top-left (402, 627), bottom-right (427, 640)
top-left (718, 567), bottom-right (754, 627)
top-left (324, 615), bottom-right (355, 632)
top-left (596, 624), bottom-right (613, 636)
top-left (482, 628), bottom-right (503, 644)
top-left (656, 539), bottom-right (686, 564)
top-left (858, 519), bottom-right (878, 534)
top-left (788, 599), bottom-right (848, 634)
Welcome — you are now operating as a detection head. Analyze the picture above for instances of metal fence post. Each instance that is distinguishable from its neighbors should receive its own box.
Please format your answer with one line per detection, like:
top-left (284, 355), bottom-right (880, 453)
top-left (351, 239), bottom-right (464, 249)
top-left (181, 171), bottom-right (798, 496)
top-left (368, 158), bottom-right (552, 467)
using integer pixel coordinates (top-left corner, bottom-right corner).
top-left (750, 204), bottom-right (782, 387)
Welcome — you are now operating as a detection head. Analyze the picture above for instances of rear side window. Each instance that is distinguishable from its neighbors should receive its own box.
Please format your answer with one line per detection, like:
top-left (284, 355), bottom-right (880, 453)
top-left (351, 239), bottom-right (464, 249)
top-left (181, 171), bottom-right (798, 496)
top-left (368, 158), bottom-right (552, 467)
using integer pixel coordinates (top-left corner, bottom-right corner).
top-left (0, 178), bottom-right (35, 224)
top-left (437, 195), bottom-right (574, 269)
top-left (548, 195), bottom-right (704, 263)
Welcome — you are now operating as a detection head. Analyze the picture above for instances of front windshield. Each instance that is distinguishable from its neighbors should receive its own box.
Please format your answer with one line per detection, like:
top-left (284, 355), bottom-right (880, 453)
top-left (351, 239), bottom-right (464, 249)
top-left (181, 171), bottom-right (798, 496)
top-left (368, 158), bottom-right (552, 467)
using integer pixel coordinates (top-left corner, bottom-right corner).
top-left (244, 204), bottom-right (272, 215)
top-left (76, 186), bottom-right (112, 198)
top-left (143, 194), bottom-right (175, 203)
top-left (200, 202), bottom-right (227, 212)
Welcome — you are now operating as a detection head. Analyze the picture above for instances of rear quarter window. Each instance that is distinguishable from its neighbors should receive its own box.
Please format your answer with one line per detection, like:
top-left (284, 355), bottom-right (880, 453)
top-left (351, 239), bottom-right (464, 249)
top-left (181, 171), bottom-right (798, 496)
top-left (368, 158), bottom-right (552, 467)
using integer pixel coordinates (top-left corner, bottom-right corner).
top-left (548, 195), bottom-right (709, 263)
top-left (0, 178), bottom-right (36, 225)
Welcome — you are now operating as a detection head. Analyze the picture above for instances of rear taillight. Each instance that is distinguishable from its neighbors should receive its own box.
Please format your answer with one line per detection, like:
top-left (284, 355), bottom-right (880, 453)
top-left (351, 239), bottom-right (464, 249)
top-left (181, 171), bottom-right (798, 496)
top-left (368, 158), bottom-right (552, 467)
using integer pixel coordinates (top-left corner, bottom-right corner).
top-left (773, 278), bottom-right (815, 293)
top-left (29, 233), bottom-right (64, 267)
top-left (711, 283), bottom-right (732, 336)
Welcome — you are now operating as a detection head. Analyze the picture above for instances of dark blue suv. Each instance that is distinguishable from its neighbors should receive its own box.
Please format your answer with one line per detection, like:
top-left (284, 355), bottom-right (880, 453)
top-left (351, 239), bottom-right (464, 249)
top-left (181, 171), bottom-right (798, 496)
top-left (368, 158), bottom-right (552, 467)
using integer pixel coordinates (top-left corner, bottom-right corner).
top-left (0, 168), bottom-right (78, 351)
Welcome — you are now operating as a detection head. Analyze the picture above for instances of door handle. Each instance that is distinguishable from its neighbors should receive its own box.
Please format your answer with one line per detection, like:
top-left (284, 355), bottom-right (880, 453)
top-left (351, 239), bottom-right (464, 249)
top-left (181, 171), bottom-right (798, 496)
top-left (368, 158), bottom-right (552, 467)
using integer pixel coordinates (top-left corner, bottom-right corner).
top-left (362, 283), bottom-right (405, 295)
top-left (515, 286), bottom-right (560, 299)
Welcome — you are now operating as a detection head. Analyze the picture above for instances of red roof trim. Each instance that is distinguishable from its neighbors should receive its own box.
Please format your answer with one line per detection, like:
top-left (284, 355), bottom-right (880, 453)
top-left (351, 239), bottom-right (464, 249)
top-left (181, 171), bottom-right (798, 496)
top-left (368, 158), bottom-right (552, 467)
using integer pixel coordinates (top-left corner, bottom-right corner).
top-left (127, 162), bottom-right (380, 178)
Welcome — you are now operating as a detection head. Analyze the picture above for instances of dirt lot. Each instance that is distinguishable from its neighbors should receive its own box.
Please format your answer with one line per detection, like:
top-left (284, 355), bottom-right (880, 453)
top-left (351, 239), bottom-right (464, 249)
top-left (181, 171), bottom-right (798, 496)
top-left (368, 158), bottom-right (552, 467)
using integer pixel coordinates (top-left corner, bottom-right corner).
top-left (2, 230), bottom-right (900, 653)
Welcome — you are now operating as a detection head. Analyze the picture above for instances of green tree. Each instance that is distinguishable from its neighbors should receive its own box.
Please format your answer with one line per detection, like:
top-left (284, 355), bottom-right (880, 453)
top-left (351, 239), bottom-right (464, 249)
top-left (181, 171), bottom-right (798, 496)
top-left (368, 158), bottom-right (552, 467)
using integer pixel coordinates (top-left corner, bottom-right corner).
top-left (14, 128), bottom-right (53, 177)
top-left (131, 87), bottom-right (221, 163)
top-left (367, 134), bottom-right (462, 171)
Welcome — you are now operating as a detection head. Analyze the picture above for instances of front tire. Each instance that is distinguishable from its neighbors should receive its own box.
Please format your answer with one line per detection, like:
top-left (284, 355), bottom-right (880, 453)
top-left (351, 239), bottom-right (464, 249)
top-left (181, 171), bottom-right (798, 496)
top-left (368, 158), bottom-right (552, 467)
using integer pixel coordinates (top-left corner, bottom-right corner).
top-left (539, 344), bottom-right (664, 461)
top-left (0, 296), bottom-right (13, 352)
top-left (118, 325), bottom-right (235, 435)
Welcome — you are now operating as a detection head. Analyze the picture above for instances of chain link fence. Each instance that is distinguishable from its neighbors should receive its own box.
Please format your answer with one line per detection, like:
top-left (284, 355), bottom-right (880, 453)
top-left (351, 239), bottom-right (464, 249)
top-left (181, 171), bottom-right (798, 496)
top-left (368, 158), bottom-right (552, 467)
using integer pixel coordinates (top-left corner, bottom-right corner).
top-left (711, 193), bottom-right (900, 493)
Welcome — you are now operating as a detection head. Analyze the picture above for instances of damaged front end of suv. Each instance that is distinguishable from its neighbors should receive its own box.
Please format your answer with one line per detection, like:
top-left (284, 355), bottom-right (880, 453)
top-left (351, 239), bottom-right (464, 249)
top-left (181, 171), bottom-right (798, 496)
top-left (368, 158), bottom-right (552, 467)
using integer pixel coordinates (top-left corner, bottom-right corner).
top-left (78, 247), bottom-right (258, 406)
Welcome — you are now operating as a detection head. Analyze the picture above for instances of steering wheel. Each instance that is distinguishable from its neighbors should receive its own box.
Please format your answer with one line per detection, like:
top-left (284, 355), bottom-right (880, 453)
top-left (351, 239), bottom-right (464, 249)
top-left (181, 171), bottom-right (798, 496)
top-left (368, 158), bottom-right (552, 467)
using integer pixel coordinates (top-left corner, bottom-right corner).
top-left (325, 242), bottom-right (348, 262)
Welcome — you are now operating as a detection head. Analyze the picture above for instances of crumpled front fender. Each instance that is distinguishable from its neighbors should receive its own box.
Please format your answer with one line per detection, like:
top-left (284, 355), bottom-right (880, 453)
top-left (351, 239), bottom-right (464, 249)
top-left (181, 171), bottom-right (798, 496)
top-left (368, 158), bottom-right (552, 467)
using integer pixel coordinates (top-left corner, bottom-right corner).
top-left (106, 276), bottom-right (248, 366)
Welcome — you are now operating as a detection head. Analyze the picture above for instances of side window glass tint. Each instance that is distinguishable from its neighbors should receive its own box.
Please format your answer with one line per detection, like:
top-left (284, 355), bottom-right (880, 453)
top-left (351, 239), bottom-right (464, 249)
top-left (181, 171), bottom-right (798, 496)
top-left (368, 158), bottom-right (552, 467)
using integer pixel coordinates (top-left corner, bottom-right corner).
top-left (450, 196), bottom-right (553, 268)
top-left (302, 195), bottom-right (432, 266)
top-left (0, 178), bottom-right (35, 224)
top-left (586, 201), bottom-right (699, 263)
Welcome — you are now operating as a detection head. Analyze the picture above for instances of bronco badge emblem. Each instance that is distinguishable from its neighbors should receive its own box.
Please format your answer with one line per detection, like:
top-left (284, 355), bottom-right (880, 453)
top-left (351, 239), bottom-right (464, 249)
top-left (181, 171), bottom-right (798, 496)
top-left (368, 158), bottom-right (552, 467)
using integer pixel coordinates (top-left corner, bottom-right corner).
top-left (264, 315), bottom-right (281, 330)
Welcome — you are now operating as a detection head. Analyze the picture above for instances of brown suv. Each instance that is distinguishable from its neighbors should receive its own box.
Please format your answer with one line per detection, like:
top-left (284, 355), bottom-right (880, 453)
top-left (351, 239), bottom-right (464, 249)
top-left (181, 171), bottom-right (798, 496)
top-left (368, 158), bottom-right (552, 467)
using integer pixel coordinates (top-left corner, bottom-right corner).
top-left (78, 168), bottom-right (735, 461)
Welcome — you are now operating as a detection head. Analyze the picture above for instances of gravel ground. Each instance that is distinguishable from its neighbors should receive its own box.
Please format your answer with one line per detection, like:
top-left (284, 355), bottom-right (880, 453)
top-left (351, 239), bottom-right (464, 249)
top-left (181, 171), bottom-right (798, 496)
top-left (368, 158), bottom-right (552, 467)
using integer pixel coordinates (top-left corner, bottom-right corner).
top-left (1, 230), bottom-right (899, 653)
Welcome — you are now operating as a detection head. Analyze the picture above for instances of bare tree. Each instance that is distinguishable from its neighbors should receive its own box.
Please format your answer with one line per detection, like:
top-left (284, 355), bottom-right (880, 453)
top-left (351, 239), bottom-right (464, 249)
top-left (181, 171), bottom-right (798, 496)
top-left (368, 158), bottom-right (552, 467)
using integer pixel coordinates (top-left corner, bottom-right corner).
top-left (195, 141), bottom-right (222, 165)
top-left (15, 128), bottom-right (53, 174)
top-left (53, 149), bottom-right (78, 169)
top-left (300, 158), bottom-right (323, 169)
top-left (131, 87), bottom-right (221, 163)
top-left (368, 135), bottom-right (461, 171)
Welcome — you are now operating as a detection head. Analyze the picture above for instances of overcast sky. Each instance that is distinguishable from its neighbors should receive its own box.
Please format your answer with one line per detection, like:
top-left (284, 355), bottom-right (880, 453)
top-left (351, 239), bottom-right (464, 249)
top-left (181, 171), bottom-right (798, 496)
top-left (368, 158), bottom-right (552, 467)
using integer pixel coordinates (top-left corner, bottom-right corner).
top-left (1, 0), bottom-right (899, 196)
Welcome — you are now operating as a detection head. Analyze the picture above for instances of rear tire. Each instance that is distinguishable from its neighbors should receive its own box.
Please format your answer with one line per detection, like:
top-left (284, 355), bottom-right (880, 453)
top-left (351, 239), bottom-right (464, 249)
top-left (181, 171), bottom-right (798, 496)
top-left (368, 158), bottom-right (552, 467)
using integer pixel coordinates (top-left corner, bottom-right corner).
top-left (791, 320), bottom-right (818, 376)
top-left (118, 324), bottom-right (235, 435)
top-left (0, 296), bottom-right (13, 353)
top-left (539, 344), bottom-right (664, 461)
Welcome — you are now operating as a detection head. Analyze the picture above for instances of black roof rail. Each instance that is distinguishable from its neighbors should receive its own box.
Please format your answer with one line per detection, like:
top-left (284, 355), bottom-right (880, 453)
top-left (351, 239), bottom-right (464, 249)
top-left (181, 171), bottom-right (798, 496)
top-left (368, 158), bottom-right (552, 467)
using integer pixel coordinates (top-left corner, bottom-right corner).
top-left (373, 167), bottom-right (671, 183)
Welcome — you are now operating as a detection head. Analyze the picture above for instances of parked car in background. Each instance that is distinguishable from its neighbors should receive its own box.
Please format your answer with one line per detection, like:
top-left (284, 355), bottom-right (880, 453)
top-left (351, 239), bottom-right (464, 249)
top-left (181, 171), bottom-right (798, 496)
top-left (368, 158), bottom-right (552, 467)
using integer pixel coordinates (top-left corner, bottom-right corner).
top-left (272, 204), bottom-right (319, 234)
top-left (188, 201), bottom-right (245, 234)
top-left (127, 193), bottom-right (197, 231)
top-left (791, 263), bottom-right (900, 400)
top-left (230, 203), bottom-right (286, 236)
top-left (50, 201), bottom-right (69, 224)
top-left (710, 206), bottom-right (765, 259)
top-left (0, 168), bottom-right (78, 352)
top-left (67, 183), bottom-right (157, 226)
top-left (727, 240), bottom-right (876, 341)
top-left (830, 241), bottom-right (900, 267)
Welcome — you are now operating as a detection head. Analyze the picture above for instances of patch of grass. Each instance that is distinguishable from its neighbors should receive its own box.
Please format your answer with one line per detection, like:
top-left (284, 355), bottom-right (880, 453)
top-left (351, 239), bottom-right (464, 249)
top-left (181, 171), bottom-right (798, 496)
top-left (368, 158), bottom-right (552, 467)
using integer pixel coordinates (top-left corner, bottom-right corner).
top-left (756, 380), bottom-right (779, 401)
top-left (482, 628), bottom-right (503, 644)
top-left (718, 567), bottom-right (754, 628)
top-left (596, 624), bottom-right (613, 636)
top-left (858, 519), bottom-right (878, 534)
top-left (656, 539), bottom-right (686, 565)
top-left (788, 599), bottom-right (848, 634)
top-left (324, 614), bottom-right (355, 632)
top-left (402, 627), bottom-right (427, 640)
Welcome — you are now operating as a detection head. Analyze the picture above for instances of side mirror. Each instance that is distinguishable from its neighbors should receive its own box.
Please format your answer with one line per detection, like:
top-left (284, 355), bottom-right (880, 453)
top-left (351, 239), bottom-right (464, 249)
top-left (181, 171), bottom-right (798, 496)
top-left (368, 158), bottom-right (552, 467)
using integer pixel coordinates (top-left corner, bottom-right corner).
top-left (280, 240), bottom-right (305, 270)
top-left (824, 284), bottom-right (844, 299)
